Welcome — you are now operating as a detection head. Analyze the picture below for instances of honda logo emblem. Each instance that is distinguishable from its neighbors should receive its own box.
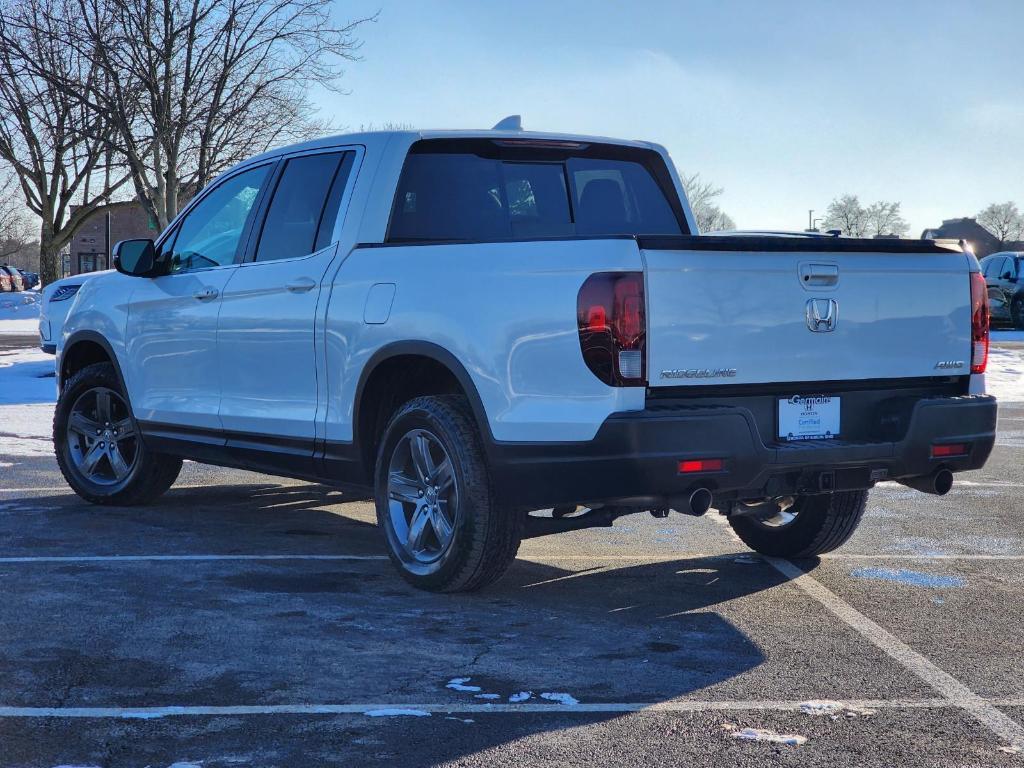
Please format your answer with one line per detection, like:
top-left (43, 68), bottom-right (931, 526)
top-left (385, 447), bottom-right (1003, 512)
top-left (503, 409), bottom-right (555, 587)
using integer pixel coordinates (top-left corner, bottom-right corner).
top-left (806, 298), bottom-right (838, 332)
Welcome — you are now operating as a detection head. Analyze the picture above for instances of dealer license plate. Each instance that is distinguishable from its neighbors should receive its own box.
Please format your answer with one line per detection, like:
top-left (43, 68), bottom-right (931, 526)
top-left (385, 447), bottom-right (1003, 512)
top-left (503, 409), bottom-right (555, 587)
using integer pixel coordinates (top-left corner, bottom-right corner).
top-left (778, 395), bottom-right (840, 441)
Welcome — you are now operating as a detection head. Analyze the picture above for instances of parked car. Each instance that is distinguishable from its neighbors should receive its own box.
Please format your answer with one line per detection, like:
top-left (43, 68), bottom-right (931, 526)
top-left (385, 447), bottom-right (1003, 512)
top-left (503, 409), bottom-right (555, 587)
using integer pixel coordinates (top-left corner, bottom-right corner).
top-left (0, 265), bottom-right (25, 292)
top-left (979, 251), bottom-right (1024, 329)
top-left (20, 270), bottom-right (40, 290)
top-left (53, 122), bottom-right (997, 591)
top-left (39, 271), bottom-right (107, 354)
top-left (0, 268), bottom-right (10, 292)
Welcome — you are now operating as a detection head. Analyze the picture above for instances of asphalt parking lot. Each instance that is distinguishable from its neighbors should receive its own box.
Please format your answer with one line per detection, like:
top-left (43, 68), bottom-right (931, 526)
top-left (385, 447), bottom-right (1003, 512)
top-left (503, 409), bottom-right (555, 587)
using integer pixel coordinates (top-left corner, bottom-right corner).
top-left (1, 337), bottom-right (1023, 766)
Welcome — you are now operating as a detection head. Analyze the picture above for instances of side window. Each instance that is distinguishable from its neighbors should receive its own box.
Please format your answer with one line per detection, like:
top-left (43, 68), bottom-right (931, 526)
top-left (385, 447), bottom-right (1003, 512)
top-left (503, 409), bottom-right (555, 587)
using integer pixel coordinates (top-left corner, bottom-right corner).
top-left (254, 151), bottom-right (354, 262)
top-left (1003, 257), bottom-right (1018, 279)
top-left (168, 165), bottom-right (270, 273)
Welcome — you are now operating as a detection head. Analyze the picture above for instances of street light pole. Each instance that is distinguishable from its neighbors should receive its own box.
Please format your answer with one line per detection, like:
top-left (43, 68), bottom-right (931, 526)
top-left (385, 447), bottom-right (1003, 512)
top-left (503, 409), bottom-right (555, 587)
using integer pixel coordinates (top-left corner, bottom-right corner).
top-left (808, 209), bottom-right (814, 230)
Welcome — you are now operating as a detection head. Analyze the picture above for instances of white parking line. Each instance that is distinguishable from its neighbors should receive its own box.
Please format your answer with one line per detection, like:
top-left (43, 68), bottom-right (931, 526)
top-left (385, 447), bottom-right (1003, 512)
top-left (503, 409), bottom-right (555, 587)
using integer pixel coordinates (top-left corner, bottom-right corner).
top-left (0, 697), bottom-right (971, 719)
top-left (0, 554), bottom-right (387, 563)
top-left (766, 556), bottom-right (1024, 749)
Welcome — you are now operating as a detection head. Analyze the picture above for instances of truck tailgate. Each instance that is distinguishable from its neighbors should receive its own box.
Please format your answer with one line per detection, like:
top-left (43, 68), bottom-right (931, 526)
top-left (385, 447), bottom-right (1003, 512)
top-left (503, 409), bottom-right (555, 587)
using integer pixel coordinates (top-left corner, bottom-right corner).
top-left (641, 236), bottom-right (975, 388)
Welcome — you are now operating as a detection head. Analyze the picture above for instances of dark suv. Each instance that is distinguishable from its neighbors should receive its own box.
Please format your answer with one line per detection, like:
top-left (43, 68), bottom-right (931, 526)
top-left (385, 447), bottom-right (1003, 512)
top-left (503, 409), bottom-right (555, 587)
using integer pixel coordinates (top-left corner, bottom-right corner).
top-left (980, 251), bottom-right (1024, 329)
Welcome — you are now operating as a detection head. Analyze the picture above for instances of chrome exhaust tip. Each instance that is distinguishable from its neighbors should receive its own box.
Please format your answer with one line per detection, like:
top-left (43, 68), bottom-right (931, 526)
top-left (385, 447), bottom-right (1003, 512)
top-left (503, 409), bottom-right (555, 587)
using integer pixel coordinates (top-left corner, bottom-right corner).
top-left (685, 487), bottom-right (713, 517)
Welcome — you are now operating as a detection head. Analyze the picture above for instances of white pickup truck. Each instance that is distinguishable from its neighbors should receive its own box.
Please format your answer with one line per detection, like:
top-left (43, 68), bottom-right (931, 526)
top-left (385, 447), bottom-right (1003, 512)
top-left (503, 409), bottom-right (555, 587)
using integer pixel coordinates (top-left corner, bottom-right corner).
top-left (55, 121), bottom-right (997, 591)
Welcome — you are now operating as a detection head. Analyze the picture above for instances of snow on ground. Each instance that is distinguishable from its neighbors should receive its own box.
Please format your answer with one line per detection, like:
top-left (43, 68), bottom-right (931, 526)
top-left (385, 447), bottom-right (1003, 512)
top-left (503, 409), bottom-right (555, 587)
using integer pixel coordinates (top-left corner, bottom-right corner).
top-left (725, 725), bottom-right (807, 747)
top-left (0, 291), bottom-right (41, 336)
top-left (991, 329), bottom-right (1024, 343)
top-left (0, 346), bottom-right (56, 458)
top-left (986, 344), bottom-right (1024, 403)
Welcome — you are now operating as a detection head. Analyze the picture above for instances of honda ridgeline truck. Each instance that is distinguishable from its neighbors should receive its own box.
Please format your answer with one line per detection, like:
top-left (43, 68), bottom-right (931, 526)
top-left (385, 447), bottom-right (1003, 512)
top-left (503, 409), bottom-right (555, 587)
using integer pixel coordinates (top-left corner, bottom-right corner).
top-left (54, 120), bottom-right (997, 591)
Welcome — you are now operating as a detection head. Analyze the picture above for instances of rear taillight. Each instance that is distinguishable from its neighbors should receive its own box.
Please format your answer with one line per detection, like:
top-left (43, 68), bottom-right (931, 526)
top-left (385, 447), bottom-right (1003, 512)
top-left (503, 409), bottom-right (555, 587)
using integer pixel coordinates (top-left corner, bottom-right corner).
top-left (577, 272), bottom-right (646, 386)
top-left (970, 272), bottom-right (989, 374)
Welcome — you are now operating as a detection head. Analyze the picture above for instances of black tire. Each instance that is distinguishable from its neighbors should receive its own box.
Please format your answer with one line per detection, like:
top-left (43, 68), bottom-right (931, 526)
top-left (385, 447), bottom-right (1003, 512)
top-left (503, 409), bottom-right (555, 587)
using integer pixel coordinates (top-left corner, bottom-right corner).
top-left (728, 490), bottom-right (868, 558)
top-left (374, 395), bottom-right (521, 592)
top-left (1012, 297), bottom-right (1024, 330)
top-left (54, 362), bottom-right (182, 506)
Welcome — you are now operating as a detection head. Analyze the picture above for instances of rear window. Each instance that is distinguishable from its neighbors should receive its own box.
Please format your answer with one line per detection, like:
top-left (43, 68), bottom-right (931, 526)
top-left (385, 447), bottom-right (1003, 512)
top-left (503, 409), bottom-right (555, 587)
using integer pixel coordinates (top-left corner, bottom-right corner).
top-left (387, 139), bottom-right (686, 243)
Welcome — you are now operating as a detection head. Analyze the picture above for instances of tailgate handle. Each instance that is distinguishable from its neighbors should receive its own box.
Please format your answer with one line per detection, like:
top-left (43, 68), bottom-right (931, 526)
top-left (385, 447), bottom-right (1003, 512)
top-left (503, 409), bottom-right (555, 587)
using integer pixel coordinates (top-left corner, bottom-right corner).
top-left (800, 263), bottom-right (839, 287)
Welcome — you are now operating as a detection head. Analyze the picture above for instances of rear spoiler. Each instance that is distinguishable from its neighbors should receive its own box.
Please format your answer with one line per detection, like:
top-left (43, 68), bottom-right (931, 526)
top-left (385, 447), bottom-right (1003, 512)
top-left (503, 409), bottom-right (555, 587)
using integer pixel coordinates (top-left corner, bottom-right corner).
top-left (637, 235), bottom-right (963, 254)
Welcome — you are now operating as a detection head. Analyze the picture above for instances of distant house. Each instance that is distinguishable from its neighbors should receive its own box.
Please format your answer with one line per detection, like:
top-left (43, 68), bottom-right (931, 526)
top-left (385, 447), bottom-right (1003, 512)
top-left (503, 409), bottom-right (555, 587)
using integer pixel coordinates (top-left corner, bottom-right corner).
top-left (920, 218), bottom-right (1002, 257)
top-left (65, 202), bottom-right (159, 276)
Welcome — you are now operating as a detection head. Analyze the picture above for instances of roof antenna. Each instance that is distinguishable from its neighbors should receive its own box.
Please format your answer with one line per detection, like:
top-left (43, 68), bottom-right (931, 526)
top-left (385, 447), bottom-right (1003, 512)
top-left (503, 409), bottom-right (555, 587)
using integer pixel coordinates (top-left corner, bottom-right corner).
top-left (492, 115), bottom-right (523, 131)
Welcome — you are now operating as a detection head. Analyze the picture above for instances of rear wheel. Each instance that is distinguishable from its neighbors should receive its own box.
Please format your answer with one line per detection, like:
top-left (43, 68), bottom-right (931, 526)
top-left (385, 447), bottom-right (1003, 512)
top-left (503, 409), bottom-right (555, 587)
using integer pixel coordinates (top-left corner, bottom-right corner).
top-left (728, 490), bottom-right (868, 557)
top-left (55, 362), bottom-right (181, 505)
top-left (374, 395), bottom-right (520, 592)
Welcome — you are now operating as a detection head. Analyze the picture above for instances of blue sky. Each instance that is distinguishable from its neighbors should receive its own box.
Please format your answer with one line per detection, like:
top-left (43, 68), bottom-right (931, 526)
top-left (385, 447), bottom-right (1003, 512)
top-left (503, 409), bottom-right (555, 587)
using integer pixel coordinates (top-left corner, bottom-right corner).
top-left (319, 0), bottom-right (1022, 234)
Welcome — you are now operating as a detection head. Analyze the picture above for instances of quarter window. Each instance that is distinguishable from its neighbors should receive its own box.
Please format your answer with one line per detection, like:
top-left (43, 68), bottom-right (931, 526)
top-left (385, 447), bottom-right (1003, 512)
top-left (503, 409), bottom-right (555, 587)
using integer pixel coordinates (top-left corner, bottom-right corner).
top-left (167, 165), bottom-right (270, 273)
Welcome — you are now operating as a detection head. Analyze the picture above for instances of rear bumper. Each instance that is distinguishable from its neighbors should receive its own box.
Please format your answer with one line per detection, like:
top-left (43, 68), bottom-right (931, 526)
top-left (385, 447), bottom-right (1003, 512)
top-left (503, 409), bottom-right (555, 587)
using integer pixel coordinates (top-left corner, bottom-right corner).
top-left (489, 394), bottom-right (997, 510)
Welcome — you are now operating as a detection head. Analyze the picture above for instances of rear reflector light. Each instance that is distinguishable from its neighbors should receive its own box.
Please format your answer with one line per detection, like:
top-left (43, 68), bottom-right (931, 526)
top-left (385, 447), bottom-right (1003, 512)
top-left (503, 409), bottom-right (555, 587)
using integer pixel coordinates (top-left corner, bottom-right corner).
top-left (577, 272), bottom-right (646, 386)
top-left (678, 458), bottom-right (724, 473)
top-left (931, 443), bottom-right (967, 458)
top-left (970, 272), bottom-right (989, 374)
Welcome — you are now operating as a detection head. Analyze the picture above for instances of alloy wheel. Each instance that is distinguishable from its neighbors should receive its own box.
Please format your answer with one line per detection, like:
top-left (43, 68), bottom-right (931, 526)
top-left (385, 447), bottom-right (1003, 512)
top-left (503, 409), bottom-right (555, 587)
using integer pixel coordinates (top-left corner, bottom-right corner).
top-left (65, 386), bottom-right (138, 486)
top-left (386, 428), bottom-right (459, 565)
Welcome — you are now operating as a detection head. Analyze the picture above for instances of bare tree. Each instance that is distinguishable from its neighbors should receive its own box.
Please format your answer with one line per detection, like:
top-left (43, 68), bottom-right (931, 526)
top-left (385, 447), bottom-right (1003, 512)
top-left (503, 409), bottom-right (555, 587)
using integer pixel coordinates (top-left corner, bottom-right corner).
top-left (0, 169), bottom-right (37, 263)
top-left (977, 202), bottom-right (1024, 246)
top-left (36, 0), bottom-right (375, 230)
top-left (864, 200), bottom-right (909, 237)
top-left (821, 194), bottom-right (868, 237)
top-left (0, 0), bottom-right (129, 283)
top-left (681, 172), bottom-right (736, 232)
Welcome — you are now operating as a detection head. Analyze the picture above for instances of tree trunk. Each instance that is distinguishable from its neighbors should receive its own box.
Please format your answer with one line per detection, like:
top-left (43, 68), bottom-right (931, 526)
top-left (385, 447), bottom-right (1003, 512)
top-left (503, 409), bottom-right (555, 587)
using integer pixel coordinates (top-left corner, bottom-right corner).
top-left (38, 219), bottom-right (60, 285)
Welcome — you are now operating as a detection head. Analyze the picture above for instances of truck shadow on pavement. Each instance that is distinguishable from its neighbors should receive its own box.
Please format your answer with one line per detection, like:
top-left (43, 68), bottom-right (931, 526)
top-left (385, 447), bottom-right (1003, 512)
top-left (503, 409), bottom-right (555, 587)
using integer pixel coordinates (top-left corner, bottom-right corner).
top-left (1, 482), bottom-right (815, 766)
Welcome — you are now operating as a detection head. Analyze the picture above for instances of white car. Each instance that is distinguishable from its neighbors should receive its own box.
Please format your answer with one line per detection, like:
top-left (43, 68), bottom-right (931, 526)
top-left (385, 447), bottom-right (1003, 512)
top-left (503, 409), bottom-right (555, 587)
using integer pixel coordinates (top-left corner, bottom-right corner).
top-left (39, 271), bottom-right (108, 354)
top-left (54, 121), bottom-right (997, 591)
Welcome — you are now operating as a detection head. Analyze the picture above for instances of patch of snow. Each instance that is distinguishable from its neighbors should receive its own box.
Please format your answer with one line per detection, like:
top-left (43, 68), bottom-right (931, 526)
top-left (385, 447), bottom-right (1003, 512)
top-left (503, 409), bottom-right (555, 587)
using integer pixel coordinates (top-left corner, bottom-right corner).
top-left (363, 708), bottom-right (431, 718)
top-left (992, 329), bottom-right (1024, 343)
top-left (444, 716), bottom-right (474, 724)
top-left (539, 692), bottom-right (579, 706)
top-left (733, 555), bottom-right (759, 564)
top-left (0, 292), bottom-right (41, 335)
top-left (446, 677), bottom-right (482, 693)
top-left (0, 346), bottom-right (56, 405)
top-left (167, 763), bottom-right (203, 768)
top-left (723, 723), bottom-right (806, 747)
top-left (474, 693), bottom-right (500, 700)
top-left (508, 691), bottom-right (532, 703)
top-left (851, 567), bottom-right (965, 588)
top-left (999, 745), bottom-right (1021, 754)
top-left (986, 345), bottom-right (1024, 403)
top-left (0, 404), bottom-right (56, 455)
top-left (798, 700), bottom-right (876, 719)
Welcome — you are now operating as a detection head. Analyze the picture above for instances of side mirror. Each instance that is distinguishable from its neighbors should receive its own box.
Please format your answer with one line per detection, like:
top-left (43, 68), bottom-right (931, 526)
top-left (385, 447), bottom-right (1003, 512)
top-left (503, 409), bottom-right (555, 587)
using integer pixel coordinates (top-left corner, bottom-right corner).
top-left (113, 239), bottom-right (157, 277)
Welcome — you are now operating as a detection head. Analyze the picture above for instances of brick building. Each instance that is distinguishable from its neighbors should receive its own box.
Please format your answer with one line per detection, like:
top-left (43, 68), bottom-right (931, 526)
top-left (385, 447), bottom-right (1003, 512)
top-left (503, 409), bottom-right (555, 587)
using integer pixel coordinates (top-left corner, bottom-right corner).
top-left (65, 202), bottom-right (159, 276)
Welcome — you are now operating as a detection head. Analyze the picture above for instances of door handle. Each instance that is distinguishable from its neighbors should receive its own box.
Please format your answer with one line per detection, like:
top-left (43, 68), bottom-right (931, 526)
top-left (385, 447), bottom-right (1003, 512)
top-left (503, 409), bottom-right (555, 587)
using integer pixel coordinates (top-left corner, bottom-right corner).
top-left (192, 286), bottom-right (219, 301)
top-left (285, 278), bottom-right (316, 293)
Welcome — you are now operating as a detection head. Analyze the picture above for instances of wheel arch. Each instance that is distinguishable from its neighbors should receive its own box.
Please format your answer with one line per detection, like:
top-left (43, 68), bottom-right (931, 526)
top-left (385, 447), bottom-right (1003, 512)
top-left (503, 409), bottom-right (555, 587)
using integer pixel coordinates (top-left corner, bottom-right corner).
top-left (353, 341), bottom-right (495, 474)
top-left (60, 331), bottom-right (128, 396)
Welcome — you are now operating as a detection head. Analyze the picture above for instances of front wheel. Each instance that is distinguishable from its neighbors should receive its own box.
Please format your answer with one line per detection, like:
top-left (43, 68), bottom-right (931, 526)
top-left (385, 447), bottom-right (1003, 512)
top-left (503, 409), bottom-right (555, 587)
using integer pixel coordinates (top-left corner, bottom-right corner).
top-left (727, 490), bottom-right (868, 557)
top-left (374, 395), bottom-right (520, 592)
top-left (54, 362), bottom-right (182, 505)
